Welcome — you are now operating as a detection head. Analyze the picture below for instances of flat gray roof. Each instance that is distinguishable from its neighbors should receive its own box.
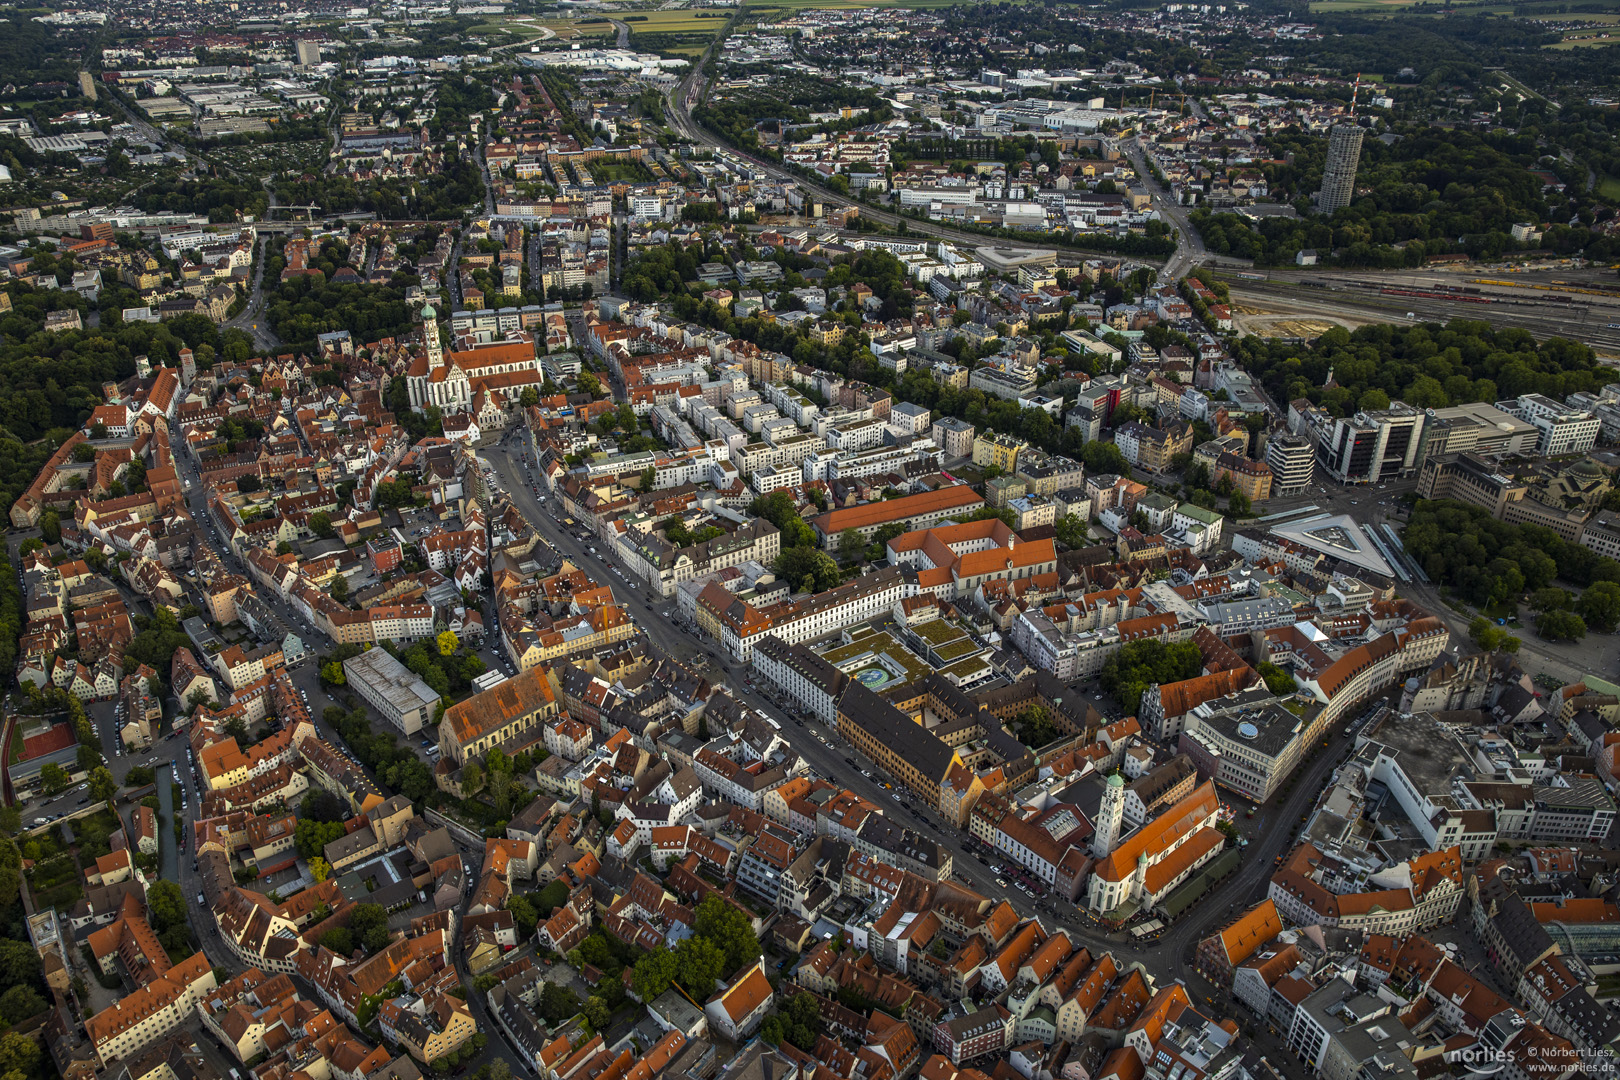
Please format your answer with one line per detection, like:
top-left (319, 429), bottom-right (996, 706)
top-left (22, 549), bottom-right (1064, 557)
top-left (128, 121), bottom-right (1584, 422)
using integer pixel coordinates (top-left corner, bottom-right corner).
top-left (343, 648), bottom-right (441, 715)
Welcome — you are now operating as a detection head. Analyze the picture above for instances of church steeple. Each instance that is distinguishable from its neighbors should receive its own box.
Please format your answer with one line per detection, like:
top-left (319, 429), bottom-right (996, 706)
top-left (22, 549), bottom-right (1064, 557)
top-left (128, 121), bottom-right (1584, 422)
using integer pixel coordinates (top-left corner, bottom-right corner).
top-left (422, 303), bottom-right (443, 371)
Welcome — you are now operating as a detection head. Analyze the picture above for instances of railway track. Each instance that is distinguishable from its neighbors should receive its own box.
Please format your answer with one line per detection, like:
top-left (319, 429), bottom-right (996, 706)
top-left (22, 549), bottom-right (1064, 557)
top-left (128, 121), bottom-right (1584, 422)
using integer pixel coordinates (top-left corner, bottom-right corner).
top-left (1226, 278), bottom-right (1620, 355)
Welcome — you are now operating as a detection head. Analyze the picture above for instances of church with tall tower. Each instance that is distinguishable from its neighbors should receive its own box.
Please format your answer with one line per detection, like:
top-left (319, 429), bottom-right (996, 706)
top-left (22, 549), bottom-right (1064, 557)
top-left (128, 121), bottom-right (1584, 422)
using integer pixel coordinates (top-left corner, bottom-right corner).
top-left (405, 302), bottom-right (548, 413)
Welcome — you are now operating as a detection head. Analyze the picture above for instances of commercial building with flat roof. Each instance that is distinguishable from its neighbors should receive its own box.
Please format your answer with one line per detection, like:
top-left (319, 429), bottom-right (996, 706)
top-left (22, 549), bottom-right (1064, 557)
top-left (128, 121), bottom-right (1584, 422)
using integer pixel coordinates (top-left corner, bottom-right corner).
top-left (344, 648), bottom-right (441, 736)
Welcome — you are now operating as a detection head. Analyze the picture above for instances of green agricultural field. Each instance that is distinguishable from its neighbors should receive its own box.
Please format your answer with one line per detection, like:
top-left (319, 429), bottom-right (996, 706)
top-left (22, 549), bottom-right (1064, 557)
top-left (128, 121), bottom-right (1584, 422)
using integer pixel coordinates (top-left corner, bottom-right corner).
top-left (1308, 0), bottom-right (1429, 12)
top-left (621, 10), bottom-right (732, 31)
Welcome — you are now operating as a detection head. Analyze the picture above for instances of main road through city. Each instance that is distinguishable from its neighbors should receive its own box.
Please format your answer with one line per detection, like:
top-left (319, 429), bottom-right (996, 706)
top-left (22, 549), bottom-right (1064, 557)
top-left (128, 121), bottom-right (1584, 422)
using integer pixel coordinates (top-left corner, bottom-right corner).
top-left (475, 430), bottom-right (1369, 1014)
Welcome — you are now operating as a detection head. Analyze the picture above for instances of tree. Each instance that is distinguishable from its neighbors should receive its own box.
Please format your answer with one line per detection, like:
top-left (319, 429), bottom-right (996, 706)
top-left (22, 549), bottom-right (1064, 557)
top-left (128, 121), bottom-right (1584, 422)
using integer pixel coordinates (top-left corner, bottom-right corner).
top-left (1528, 588), bottom-right (1573, 613)
top-left (632, 947), bottom-right (679, 1001)
top-left (1054, 514), bottom-right (1090, 550)
top-left (583, 995), bottom-right (611, 1031)
top-left (694, 895), bottom-right (759, 975)
top-left (749, 490), bottom-right (816, 549)
top-left (577, 372), bottom-right (602, 398)
top-left (0, 985), bottom-right (44, 1026)
top-left (1256, 661), bottom-right (1296, 696)
top-left (674, 934), bottom-right (727, 995)
top-left (321, 661), bottom-right (347, 686)
top-left (310, 512), bottom-right (335, 539)
top-left (38, 763), bottom-right (70, 796)
top-left (1468, 616), bottom-right (1521, 654)
top-left (1577, 581), bottom-right (1620, 633)
top-left (774, 547), bottom-right (840, 593)
top-left (1537, 609), bottom-right (1586, 642)
top-left (147, 881), bottom-right (186, 930)
top-left (535, 880), bottom-right (571, 916)
top-left (302, 790), bottom-right (348, 822)
top-left (539, 982), bottom-right (581, 1025)
top-left (0, 1030), bottom-right (41, 1076)
top-left (348, 903), bottom-right (391, 954)
top-left (295, 818), bottom-right (347, 859)
top-left (320, 927), bottom-right (355, 957)
top-left (508, 894), bottom-right (539, 938)
top-left (489, 1061), bottom-right (512, 1080)
top-left (463, 759), bottom-right (485, 796)
top-left (77, 744), bottom-right (102, 774)
top-left (437, 630), bottom-right (459, 657)
top-left (309, 857), bottom-right (331, 883)
top-left (88, 766), bottom-right (117, 803)
top-left (777, 991), bottom-right (823, 1051)
top-left (838, 528), bottom-right (865, 561)
top-left (640, 465), bottom-right (656, 492)
top-left (1010, 705), bottom-right (1057, 749)
top-left (39, 511), bottom-right (60, 545)
top-left (331, 575), bottom-right (349, 603)
top-left (1099, 640), bottom-right (1204, 714)
top-left (0, 941), bottom-right (40, 994)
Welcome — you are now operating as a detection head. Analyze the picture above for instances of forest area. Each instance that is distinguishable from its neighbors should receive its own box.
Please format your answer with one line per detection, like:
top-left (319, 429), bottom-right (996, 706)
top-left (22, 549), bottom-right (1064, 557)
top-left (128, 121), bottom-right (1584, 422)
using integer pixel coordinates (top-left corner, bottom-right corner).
top-left (263, 236), bottom-right (424, 348)
top-left (1228, 318), bottom-right (1606, 417)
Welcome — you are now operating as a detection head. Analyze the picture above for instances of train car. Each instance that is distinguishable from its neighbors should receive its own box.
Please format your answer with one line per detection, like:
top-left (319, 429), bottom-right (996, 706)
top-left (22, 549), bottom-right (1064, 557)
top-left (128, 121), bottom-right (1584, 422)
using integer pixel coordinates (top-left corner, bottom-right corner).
top-left (1380, 287), bottom-right (1494, 304)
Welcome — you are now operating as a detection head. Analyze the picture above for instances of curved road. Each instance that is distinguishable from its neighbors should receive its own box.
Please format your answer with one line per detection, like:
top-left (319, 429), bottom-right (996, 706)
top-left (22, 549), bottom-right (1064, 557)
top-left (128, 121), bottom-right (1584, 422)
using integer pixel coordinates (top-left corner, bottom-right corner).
top-left (664, 49), bottom-right (1171, 266)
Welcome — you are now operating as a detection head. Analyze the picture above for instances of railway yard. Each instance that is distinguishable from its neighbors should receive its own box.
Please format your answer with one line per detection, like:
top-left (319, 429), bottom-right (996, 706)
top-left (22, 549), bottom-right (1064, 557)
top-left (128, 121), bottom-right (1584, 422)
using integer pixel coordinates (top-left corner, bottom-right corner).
top-left (1218, 264), bottom-right (1620, 356)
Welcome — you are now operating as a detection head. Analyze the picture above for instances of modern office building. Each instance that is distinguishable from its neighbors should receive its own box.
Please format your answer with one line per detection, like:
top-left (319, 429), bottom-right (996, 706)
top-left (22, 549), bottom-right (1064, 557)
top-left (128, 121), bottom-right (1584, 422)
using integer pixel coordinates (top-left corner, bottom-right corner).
top-left (1315, 403), bottom-right (1426, 485)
